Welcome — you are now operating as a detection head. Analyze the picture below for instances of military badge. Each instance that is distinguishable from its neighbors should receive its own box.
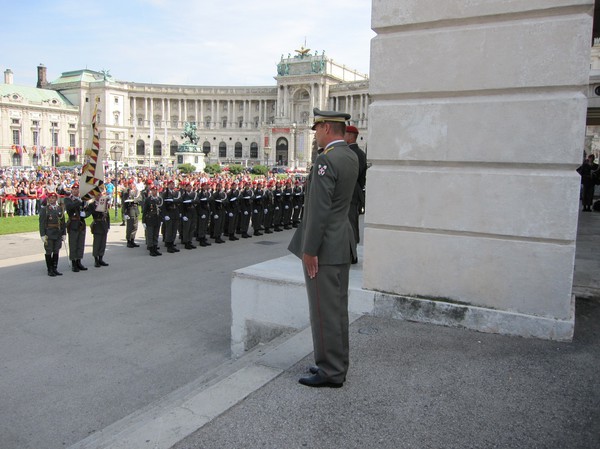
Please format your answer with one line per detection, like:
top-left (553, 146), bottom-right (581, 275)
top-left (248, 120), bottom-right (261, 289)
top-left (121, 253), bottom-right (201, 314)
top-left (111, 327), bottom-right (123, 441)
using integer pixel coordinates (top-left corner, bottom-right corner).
top-left (318, 164), bottom-right (328, 176)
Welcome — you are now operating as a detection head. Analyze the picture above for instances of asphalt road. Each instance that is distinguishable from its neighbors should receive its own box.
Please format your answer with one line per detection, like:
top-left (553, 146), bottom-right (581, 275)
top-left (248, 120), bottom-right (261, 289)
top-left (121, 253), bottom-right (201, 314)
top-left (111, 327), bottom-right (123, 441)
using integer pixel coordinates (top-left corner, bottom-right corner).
top-left (0, 224), bottom-right (295, 449)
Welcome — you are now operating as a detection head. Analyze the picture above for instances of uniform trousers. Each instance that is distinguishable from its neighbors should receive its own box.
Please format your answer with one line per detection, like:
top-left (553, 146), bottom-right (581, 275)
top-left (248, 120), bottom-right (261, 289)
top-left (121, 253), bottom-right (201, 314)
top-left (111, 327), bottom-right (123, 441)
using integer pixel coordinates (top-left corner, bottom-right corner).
top-left (67, 225), bottom-right (86, 260)
top-left (303, 263), bottom-right (350, 384)
top-left (145, 224), bottom-right (160, 248)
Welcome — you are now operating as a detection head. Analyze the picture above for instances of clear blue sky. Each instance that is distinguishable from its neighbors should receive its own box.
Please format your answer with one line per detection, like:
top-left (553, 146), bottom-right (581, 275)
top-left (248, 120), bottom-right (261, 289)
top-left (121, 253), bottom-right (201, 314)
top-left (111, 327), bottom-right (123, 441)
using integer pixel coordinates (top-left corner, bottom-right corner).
top-left (2, 0), bottom-right (374, 87)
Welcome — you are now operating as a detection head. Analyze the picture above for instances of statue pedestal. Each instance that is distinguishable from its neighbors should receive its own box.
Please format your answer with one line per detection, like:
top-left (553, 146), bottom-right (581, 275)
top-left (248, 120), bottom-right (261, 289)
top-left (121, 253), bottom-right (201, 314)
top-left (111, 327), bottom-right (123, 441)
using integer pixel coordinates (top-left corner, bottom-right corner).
top-left (177, 143), bottom-right (206, 172)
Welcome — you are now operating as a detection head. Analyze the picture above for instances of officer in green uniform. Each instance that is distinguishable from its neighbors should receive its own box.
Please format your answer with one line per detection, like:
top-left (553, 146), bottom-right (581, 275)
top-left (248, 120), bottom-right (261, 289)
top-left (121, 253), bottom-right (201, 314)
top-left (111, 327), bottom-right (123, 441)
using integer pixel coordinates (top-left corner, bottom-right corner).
top-left (288, 108), bottom-right (358, 388)
top-left (86, 186), bottom-right (111, 267)
top-left (142, 184), bottom-right (163, 256)
top-left (63, 183), bottom-right (89, 272)
top-left (122, 181), bottom-right (141, 248)
top-left (39, 191), bottom-right (66, 276)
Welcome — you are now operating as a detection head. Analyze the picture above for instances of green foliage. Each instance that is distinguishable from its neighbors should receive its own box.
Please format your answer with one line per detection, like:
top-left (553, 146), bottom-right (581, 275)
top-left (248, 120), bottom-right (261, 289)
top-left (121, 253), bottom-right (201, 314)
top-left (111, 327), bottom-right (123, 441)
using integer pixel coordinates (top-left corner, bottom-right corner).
top-left (227, 164), bottom-right (245, 175)
top-left (0, 208), bottom-right (129, 235)
top-left (251, 164), bottom-right (268, 176)
top-left (177, 163), bottom-right (196, 174)
top-left (56, 161), bottom-right (80, 167)
top-left (204, 163), bottom-right (222, 175)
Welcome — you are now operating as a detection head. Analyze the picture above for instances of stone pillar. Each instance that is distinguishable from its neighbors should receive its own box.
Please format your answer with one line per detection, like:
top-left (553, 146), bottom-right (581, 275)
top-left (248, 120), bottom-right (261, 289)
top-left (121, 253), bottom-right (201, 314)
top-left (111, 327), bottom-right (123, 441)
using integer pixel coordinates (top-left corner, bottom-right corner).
top-left (365, 0), bottom-right (593, 340)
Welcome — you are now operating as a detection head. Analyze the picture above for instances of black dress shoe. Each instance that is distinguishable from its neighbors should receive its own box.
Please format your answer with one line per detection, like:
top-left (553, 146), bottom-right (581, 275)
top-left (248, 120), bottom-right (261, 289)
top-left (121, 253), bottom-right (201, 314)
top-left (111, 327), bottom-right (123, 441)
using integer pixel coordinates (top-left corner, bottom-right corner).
top-left (309, 366), bottom-right (319, 375)
top-left (298, 373), bottom-right (343, 388)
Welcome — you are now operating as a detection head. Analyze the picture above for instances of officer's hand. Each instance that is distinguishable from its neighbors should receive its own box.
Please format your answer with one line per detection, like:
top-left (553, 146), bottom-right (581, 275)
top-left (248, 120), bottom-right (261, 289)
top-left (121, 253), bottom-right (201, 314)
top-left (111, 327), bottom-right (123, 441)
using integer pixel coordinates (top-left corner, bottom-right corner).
top-left (302, 253), bottom-right (318, 279)
top-left (124, 215), bottom-right (130, 220)
top-left (214, 214), bottom-right (219, 219)
top-left (228, 213), bottom-right (233, 218)
top-left (143, 223), bottom-right (147, 230)
top-left (182, 216), bottom-right (188, 222)
top-left (244, 211), bottom-right (248, 216)
top-left (41, 236), bottom-right (47, 244)
top-left (164, 215), bottom-right (170, 221)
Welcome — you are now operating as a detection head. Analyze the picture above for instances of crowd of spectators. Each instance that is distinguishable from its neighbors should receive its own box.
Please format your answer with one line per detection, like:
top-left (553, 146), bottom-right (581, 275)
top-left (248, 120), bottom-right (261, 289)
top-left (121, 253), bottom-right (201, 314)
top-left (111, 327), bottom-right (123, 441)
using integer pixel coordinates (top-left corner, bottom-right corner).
top-left (0, 166), bottom-right (302, 218)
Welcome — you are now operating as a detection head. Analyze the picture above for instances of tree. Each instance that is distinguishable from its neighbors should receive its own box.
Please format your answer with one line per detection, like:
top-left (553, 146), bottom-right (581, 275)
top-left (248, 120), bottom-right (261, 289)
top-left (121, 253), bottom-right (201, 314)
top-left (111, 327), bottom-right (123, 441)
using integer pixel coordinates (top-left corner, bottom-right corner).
top-left (228, 164), bottom-right (245, 175)
top-left (251, 164), bottom-right (268, 176)
top-left (204, 163), bottom-right (222, 175)
top-left (177, 163), bottom-right (196, 174)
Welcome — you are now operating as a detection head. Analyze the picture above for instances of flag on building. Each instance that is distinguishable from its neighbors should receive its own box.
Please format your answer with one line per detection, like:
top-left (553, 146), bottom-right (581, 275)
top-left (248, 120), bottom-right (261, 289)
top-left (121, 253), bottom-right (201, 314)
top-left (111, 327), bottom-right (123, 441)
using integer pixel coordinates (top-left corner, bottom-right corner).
top-left (79, 104), bottom-right (105, 200)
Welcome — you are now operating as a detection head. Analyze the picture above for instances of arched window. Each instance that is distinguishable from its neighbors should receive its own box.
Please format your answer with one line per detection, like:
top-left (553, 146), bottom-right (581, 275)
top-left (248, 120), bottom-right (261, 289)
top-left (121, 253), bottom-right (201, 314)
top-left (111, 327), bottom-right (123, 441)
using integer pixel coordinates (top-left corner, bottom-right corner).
top-left (234, 142), bottom-right (242, 158)
top-left (219, 142), bottom-right (227, 158)
top-left (250, 142), bottom-right (258, 159)
top-left (136, 139), bottom-right (145, 156)
top-left (69, 154), bottom-right (77, 162)
top-left (203, 141), bottom-right (211, 155)
top-left (276, 137), bottom-right (289, 166)
top-left (153, 140), bottom-right (162, 156)
top-left (170, 140), bottom-right (178, 156)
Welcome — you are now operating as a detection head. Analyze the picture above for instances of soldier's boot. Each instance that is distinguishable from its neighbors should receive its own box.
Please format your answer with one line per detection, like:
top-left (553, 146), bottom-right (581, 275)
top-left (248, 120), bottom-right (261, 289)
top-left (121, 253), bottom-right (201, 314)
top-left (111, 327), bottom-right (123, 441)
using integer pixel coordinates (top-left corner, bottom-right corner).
top-left (131, 240), bottom-right (140, 247)
top-left (253, 230), bottom-right (263, 236)
top-left (45, 255), bottom-right (56, 277)
top-left (264, 228), bottom-right (273, 234)
top-left (52, 254), bottom-right (63, 276)
top-left (127, 240), bottom-right (136, 248)
top-left (215, 236), bottom-right (225, 244)
top-left (149, 247), bottom-right (157, 257)
top-left (172, 244), bottom-right (180, 252)
top-left (99, 256), bottom-right (109, 266)
top-left (77, 259), bottom-right (88, 271)
top-left (154, 246), bottom-right (162, 256)
top-left (94, 257), bottom-right (101, 267)
top-left (167, 243), bottom-right (176, 253)
top-left (72, 260), bottom-right (80, 273)
top-left (229, 235), bottom-right (239, 241)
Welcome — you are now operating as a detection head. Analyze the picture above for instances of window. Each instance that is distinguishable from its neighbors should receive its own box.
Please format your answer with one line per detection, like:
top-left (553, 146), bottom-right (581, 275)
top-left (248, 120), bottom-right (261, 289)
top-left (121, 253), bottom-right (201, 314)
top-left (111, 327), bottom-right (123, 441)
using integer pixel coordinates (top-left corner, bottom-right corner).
top-left (32, 131), bottom-right (39, 146)
top-left (136, 140), bottom-right (145, 156)
top-left (69, 134), bottom-right (76, 147)
top-left (12, 129), bottom-right (20, 145)
top-left (219, 142), bottom-right (227, 158)
top-left (250, 142), bottom-right (258, 159)
top-left (115, 97), bottom-right (119, 104)
top-left (153, 140), bottom-right (162, 156)
top-left (234, 142), bottom-right (242, 158)
top-left (69, 123), bottom-right (76, 129)
top-left (52, 132), bottom-right (58, 147)
top-left (203, 141), bottom-right (211, 155)
top-left (32, 120), bottom-right (40, 127)
top-left (11, 118), bottom-right (20, 125)
top-left (50, 122), bottom-right (58, 128)
top-left (170, 140), bottom-right (178, 156)
top-left (114, 133), bottom-right (120, 140)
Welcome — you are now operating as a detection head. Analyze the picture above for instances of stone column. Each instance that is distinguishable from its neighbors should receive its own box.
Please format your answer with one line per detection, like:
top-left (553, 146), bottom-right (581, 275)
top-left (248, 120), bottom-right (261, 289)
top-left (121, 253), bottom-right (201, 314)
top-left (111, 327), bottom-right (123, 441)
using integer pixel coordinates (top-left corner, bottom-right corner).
top-left (365, 0), bottom-right (593, 340)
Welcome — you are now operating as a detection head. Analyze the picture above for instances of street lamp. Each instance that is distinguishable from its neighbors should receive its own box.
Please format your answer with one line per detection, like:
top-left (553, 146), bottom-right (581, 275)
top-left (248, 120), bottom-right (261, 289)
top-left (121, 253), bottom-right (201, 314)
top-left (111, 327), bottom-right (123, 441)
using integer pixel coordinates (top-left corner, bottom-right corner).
top-left (110, 146), bottom-right (122, 220)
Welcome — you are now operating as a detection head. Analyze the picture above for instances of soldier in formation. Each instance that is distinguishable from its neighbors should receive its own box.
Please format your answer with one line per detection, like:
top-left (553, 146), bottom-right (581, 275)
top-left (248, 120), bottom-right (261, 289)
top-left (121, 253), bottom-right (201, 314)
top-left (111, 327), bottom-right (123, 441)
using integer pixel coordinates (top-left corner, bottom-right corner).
top-left (39, 191), bottom-right (66, 277)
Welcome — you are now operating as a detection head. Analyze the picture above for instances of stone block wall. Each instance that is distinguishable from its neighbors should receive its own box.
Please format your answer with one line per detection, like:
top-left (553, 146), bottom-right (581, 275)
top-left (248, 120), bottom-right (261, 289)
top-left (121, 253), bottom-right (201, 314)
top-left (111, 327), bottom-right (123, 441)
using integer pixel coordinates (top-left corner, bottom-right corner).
top-left (364, 0), bottom-right (593, 333)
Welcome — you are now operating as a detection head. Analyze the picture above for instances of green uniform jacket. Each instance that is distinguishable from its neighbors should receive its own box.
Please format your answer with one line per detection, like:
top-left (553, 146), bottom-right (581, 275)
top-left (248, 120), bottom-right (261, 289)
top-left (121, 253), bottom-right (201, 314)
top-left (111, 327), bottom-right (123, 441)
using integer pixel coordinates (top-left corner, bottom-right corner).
top-left (288, 140), bottom-right (358, 265)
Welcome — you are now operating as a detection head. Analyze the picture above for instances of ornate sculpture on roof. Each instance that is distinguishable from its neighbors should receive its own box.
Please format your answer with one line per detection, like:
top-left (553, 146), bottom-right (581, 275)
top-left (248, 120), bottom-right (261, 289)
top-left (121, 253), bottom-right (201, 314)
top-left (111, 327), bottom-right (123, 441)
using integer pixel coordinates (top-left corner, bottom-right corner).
top-left (100, 69), bottom-right (111, 81)
top-left (295, 45), bottom-right (311, 59)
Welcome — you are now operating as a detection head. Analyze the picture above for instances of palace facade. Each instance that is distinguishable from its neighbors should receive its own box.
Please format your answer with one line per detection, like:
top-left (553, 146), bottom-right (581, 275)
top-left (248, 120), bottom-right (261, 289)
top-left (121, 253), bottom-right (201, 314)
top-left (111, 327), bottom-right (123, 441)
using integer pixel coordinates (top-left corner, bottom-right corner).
top-left (0, 49), bottom-right (370, 170)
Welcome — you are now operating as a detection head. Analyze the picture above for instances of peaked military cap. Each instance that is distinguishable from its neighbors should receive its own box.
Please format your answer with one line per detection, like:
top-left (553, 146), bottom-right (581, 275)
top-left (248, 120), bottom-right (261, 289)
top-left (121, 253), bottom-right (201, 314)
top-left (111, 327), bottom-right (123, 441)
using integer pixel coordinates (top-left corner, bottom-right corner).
top-left (311, 108), bottom-right (351, 130)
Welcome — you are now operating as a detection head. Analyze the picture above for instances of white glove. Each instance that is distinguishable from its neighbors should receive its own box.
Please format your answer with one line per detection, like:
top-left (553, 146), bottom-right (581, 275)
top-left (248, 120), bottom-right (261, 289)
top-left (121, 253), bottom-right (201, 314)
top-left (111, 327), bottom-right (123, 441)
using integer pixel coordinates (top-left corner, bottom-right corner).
top-left (285, 205), bottom-right (289, 210)
top-left (295, 206), bottom-right (299, 209)
top-left (275, 207), bottom-right (280, 211)
top-left (182, 216), bottom-right (189, 222)
top-left (143, 223), bottom-right (147, 230)
top-left (124, 215), bottom-right (130, 220)
top-left (228, 212), bottom-right (234, 218)
top-left (41, 236), bottom-right (47, 244)
top-left (253, 209), bottom-right (258, 214)
top-left (264, 209), bottom-right (268, 214)
top-left (80, 211), bottom-right (86, 217)
top-left (201, 214), bottom-right (206, 219)
top-left (244, 211), bottom-right (248, 216)
top-left (164, 215), bottom-right (170, 221)
top-left (214, 214), bottom-right (219, 219)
